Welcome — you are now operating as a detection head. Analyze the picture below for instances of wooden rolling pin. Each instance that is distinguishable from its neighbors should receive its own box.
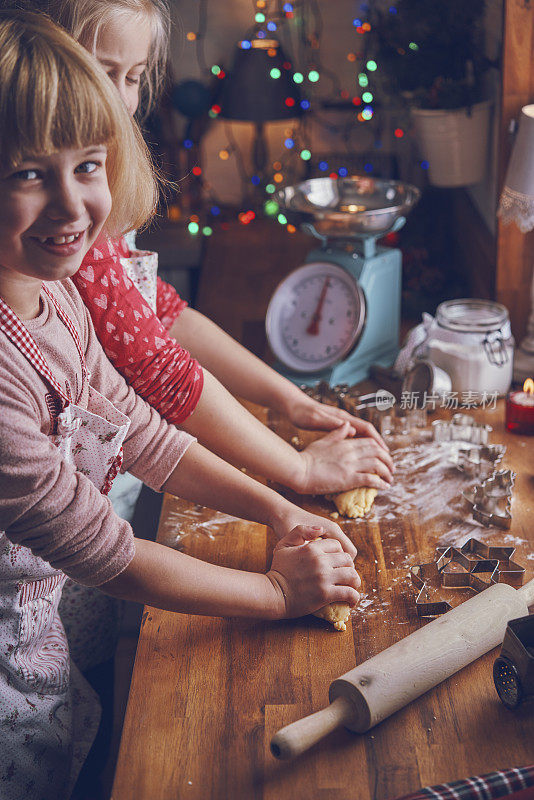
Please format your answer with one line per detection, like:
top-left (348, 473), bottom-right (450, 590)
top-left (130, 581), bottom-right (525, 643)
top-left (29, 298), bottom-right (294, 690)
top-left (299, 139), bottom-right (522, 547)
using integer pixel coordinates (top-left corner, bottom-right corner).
top-left (271, 578), bottom-right (534, 760)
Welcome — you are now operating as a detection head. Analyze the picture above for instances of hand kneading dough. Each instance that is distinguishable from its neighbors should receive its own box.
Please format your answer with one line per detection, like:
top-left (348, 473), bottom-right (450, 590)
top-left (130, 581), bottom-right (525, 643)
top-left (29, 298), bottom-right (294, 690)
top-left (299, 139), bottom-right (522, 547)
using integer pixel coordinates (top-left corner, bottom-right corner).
top-left (332, 487), bottom-right (377, 518)
top-left (314, 602), bottom-right (351, 631)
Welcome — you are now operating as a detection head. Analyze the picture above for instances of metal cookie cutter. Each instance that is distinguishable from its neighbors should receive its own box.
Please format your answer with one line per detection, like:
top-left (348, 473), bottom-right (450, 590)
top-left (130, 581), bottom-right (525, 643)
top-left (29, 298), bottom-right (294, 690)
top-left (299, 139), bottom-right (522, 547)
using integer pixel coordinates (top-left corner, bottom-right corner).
top-left (432, 413), bottom-right (492, 445)
top-left (411, 546), bottom-right (500, 617)
top-left (462, 469), bottom-right (516, 529)
top-left (449, 443), bottom-right (506, 476)
top-left (436, 538), bottom-right (525, 588)
top-left (301, 381), bottom-right (342, 407)
top-left (411, 537), bottom-right (526, 617)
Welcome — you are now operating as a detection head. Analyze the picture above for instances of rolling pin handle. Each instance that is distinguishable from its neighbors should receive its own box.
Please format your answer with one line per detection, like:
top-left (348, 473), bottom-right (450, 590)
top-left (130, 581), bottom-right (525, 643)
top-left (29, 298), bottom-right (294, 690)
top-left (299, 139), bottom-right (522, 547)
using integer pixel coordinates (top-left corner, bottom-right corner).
top-left (517, 578), bottom-right (534, 608)
top-left (270, 695), bottom-right (353, 760)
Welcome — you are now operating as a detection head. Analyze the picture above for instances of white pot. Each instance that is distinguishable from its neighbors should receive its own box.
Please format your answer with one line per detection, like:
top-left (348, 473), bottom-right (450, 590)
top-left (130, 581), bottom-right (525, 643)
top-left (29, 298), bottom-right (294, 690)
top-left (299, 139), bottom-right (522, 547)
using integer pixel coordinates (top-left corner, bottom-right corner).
top-left (411, 101), bottom-right (491, 187)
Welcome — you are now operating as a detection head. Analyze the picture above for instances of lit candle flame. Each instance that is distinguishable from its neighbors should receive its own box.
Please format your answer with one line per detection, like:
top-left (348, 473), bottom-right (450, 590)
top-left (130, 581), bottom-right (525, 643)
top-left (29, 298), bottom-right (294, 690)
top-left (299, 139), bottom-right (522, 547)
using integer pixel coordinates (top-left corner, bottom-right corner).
top-left (524, 378), bottom-right (534, 395)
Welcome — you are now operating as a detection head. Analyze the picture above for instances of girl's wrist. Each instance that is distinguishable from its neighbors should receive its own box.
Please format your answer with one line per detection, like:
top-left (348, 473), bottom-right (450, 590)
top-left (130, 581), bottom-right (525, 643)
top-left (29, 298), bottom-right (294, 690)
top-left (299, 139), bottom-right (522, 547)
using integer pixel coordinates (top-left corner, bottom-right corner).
top-left (235, 571), bottom-right (286, 620)
top-left (265, 378), bottom-right (304, 417)
top-left (262, 572), bottom-right (287, 619)
top-left (266, 497), bottom-right (304, 537)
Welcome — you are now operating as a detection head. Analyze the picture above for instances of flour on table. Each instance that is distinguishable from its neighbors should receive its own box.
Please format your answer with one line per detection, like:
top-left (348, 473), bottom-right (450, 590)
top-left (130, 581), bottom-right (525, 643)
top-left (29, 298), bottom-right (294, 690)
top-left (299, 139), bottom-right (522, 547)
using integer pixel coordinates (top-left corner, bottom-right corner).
top-left (160, 507), bottom-right (240, 547)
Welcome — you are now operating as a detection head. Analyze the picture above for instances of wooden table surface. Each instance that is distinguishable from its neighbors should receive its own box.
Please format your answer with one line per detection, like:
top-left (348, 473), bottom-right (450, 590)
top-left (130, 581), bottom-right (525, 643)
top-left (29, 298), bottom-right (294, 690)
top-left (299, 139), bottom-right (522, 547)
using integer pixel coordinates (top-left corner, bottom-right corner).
top-left (111, 400), bottom-right (534, 800)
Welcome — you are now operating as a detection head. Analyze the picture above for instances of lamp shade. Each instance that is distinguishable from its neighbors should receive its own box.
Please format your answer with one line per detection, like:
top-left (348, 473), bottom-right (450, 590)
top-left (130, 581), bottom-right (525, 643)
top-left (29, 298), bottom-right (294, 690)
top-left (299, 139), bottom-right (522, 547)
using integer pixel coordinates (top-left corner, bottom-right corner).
top-left (219, 38), bottom-right (303, 123)
top-left (498, 104), bottom-right (534, 232)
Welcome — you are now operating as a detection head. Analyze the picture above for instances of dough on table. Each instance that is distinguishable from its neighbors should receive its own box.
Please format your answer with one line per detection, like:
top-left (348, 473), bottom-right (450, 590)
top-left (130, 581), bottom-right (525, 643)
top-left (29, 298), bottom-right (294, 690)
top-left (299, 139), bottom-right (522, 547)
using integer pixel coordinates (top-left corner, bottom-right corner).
top-left (314, 602), bottom-right (351, 631)
top-left (330, 487), bottom-right (378, 519)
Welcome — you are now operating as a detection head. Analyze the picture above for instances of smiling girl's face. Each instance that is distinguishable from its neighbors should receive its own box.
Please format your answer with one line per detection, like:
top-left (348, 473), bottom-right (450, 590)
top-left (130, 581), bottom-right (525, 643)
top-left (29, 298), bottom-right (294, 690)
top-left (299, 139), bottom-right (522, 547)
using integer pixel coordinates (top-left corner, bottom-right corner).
top-left (0, 11), bottom-right (159, 317)
top-left (94, 13), bottom-right (152, 117)
top-left (0, 147), bottom-right (111, 316)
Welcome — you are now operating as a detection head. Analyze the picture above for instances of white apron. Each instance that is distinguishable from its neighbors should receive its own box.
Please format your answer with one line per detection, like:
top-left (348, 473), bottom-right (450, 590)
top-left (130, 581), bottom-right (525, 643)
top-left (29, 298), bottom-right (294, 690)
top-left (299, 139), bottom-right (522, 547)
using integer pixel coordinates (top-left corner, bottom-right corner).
top-left (106, 244), bottom-right (158, 522)
top-left (0, 285), bottom-right (130, 799)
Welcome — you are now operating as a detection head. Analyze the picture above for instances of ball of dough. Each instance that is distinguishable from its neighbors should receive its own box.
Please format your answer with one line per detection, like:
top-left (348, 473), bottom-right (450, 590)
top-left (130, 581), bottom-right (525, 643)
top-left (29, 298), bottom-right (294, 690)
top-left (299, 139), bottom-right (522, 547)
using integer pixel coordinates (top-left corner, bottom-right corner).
top-left (331, 487), bottom-right (377, 518)
top-left (314, 602), bottom-right (351, 631)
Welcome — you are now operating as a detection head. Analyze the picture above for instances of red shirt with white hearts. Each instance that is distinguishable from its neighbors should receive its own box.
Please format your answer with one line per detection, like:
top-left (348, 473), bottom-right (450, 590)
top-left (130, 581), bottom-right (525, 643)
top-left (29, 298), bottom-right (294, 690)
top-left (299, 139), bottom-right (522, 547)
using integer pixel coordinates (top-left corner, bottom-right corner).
top-left (72, 236), bottom-right (203, 424)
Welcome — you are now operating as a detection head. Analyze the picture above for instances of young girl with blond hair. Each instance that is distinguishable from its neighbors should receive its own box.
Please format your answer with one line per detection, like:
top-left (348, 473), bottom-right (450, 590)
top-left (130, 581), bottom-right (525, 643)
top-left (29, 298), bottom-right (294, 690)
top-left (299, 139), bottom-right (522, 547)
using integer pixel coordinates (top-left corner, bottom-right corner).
top-left (0, 10), bottom-right (360, 798)
top-left (13, 0), bottom-right (394, 520)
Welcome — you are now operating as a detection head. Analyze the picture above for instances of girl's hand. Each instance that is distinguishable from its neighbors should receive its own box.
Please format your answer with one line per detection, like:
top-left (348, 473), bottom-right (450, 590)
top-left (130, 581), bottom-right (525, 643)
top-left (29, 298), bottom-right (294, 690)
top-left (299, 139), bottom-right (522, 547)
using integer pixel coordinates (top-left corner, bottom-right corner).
top-left (271, 506), bottom-right (357, 560)
top-left (284, 392), bottom-right (389, 452)
top-left (267, 526), bottom-right (361, 619)
top-left (292, 422), bottom-right (394, 495)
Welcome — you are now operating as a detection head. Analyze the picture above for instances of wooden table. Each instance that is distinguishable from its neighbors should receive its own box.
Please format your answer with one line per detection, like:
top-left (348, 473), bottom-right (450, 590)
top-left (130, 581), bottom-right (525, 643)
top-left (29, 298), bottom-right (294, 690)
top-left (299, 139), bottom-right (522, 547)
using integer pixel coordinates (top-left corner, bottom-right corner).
top-left (111, 400), bottom-right (534, 800)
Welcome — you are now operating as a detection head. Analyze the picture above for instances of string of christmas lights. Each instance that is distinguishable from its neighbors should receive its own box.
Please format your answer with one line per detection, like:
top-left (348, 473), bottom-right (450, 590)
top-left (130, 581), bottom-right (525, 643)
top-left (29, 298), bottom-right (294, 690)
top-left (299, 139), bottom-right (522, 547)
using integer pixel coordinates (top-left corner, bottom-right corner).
top-left (177, 0), bottom-right (424, 237)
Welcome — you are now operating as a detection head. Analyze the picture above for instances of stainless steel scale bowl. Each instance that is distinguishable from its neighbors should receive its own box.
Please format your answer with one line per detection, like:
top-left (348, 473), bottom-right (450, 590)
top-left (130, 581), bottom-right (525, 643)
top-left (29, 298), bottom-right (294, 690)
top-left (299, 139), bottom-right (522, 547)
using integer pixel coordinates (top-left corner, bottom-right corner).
top-left (267, 176), bottom-right (421, 385)
top-left (275, 176), bottom-right (420, 242)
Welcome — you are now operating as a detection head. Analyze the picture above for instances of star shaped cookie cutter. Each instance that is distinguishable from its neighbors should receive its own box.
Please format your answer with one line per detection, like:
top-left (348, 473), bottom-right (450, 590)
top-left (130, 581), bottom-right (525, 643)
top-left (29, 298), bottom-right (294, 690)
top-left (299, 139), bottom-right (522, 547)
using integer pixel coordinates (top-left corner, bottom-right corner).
top-left (462, 468), bottom-right (515, 529)
top-left (432, 413), bottom-right (492, 445)
top-left (411, 548), bottom-right (499, 617)
top-left (436, 539), bottom-right (525, 588)
top-left (448, 443), bottom-right (506, 476)
top-left (410, 538), bottom-right (525, 617)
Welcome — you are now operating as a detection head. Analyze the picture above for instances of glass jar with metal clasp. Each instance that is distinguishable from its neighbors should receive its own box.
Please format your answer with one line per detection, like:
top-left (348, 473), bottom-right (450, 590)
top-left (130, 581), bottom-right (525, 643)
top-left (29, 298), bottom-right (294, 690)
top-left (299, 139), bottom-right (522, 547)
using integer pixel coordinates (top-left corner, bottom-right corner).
top-left (425, 299), bottom-right (514, 396)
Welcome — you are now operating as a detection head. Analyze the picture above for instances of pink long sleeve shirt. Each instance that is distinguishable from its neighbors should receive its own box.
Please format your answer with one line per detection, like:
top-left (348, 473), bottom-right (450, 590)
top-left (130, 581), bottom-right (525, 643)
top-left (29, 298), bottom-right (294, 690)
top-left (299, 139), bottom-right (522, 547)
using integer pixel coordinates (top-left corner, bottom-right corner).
top-left (0, 280), bottom-right (195, 587)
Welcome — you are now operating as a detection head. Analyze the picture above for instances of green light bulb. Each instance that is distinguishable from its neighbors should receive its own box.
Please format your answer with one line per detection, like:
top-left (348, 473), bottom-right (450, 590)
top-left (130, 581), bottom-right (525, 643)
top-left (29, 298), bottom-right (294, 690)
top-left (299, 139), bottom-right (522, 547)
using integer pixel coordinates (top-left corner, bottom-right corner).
top-left (264, 200), bottom-right (279, 216)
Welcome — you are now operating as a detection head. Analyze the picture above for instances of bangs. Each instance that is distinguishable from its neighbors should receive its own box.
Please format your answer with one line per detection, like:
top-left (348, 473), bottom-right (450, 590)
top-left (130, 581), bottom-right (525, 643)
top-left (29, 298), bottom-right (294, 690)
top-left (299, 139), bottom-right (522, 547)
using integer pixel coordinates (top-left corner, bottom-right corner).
top-left (1, 25), bottom-right (117, 170)
top-left (0, 11), bottom-right (159, 236)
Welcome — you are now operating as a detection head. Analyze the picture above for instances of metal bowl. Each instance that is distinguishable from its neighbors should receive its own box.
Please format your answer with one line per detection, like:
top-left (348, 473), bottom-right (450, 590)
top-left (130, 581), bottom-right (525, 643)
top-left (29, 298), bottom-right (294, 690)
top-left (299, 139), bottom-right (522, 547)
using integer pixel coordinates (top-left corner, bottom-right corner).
top-left (275, 176), bottom-right (420, 239)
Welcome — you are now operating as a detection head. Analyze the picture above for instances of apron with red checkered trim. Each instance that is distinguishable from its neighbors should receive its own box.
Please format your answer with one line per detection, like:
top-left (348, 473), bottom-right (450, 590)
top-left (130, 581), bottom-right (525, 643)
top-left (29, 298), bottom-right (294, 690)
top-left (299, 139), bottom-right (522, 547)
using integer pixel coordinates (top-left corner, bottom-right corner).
top-left (0, 285), bottom-right (130, 799)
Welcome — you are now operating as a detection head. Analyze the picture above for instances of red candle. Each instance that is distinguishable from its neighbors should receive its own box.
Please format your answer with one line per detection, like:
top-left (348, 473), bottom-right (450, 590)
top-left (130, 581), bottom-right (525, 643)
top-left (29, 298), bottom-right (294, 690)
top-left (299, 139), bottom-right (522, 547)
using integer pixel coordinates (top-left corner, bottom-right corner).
top-left (506, 378), bottom-right (534, 435)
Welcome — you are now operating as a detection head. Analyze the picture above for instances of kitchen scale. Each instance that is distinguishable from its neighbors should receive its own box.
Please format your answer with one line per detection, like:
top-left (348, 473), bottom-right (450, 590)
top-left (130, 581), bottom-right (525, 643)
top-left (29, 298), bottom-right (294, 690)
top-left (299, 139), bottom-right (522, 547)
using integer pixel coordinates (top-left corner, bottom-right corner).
top-left (266, 176), bottom-right (420, 385)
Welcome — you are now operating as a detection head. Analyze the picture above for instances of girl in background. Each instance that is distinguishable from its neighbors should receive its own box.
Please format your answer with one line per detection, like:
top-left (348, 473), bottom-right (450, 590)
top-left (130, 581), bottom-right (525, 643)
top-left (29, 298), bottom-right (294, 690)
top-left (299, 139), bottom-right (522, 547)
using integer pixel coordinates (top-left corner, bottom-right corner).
top-left (26, 0), bottom-right (394, 515)
top-left (0, 11), bottom-right (361, 798)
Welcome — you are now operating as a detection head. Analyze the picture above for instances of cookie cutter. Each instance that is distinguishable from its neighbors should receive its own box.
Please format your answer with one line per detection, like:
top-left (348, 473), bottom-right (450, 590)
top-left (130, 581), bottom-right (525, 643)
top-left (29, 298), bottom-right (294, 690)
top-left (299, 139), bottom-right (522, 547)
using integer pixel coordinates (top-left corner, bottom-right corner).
top-left (301, 381), bottom-right (342, 407)
top-left (432, 413), bottom-right (492, 445)
top-left (436, 538), bottom-right (525, 588)
top-left (339, 391), bottom-right (426, 434)
top-left (411, 547), bottom-right (500, 616)
top-left (410, 538), bottom-right (524, 616)
top-left (449, 443), bottom-right (506, 475)
top-left (462, 468), bottom-right (516, 529)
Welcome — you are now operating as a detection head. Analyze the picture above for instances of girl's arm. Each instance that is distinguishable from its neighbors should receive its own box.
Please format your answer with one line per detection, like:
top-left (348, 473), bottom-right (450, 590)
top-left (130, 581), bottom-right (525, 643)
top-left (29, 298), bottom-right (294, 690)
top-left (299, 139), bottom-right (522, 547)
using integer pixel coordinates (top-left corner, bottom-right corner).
top-left (0, 366), bottom-right (359, 615)
top-left (74, 250), bottom-right (393, 494)
top-left (160, 439), bottom-right (358, 553)
top-left (169, 308), bottom-right (389, 439)
top-left (73, 242), bottom-right (203, 425)
top-left (181, 369), bottom-right (394, 494)
top-left (77, 287), bottom-right (359, 553)
top-left (99, 526), bottom-right (361, 620)
top-left (155, 274), bottom-right (187, 330)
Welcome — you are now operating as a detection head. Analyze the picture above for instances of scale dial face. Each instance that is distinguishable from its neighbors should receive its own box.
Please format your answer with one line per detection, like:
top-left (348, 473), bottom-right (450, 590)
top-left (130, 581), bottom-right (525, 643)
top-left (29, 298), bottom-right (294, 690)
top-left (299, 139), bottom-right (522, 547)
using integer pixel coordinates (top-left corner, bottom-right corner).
top-left (266, 261), bottom-right (366, 373)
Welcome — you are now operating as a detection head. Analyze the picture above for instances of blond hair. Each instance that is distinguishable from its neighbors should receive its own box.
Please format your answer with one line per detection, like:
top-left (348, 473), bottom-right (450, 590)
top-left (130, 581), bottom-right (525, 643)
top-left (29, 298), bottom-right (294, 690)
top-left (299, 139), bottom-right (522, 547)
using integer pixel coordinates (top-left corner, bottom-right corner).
top-left (46, 0), bottom-right (170, 118)
top-left (0, 9), bottom-right (158, 235)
